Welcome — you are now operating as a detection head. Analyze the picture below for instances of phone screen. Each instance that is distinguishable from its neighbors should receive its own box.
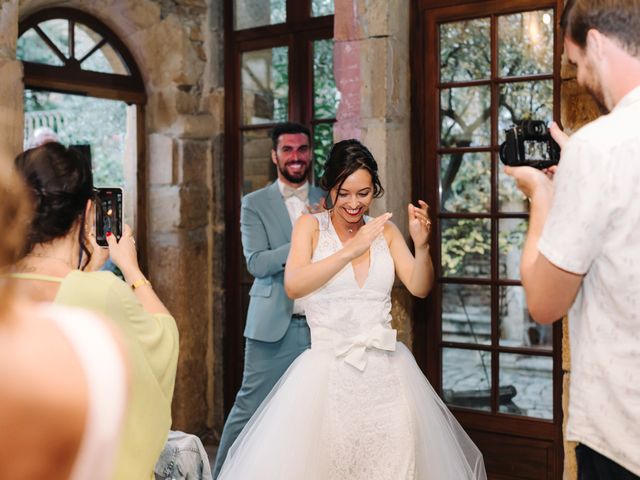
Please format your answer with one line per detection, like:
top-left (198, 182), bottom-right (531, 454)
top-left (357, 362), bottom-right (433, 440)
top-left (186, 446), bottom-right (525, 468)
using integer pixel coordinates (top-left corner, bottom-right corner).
top-left (95, 187), bottom-right (123, 247)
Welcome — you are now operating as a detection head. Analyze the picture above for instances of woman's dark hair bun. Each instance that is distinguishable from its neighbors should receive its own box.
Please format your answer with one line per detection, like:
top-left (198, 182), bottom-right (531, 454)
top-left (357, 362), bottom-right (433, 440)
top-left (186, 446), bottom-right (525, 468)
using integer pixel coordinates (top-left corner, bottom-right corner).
top-left (14, 142), bottom-right (94, 261)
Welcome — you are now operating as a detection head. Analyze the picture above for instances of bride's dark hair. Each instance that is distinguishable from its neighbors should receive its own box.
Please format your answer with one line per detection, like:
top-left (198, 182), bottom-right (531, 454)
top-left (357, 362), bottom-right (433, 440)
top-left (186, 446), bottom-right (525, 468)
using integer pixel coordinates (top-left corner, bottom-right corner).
top-left (319, 139), bottom-right (384, 208)
top-left (14, 142), bottom-right (94, 269)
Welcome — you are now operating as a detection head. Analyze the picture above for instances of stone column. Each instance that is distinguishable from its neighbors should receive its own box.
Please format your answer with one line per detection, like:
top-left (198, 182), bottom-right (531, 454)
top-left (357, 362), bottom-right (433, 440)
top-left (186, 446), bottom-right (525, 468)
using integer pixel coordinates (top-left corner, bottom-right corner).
top-left (0, 0), bottom-right (22, 162)
top-left (333, 0), bottom-right (413, 345)
top-left (127, 0), bottom-right (224, 437)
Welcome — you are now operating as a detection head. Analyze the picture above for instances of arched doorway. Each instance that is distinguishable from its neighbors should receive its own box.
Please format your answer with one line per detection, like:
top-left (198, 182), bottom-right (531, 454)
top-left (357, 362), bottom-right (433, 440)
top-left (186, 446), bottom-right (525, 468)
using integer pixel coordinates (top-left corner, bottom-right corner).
top-left (17, 7), bottom-right (148, 266)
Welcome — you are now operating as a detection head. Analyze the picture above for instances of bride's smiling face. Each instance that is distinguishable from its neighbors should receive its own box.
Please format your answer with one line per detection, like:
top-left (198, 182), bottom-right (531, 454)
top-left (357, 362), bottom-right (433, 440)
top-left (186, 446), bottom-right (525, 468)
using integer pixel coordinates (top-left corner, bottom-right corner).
top-left (331, 168), bottom-right (374, 225)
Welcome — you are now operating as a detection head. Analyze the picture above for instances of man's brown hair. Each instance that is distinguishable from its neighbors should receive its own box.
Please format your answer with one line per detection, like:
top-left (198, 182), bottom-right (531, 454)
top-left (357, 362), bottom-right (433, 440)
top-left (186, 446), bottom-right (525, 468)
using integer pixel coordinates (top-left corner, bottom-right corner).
top-left (561, 0), bottom-right (640, 56)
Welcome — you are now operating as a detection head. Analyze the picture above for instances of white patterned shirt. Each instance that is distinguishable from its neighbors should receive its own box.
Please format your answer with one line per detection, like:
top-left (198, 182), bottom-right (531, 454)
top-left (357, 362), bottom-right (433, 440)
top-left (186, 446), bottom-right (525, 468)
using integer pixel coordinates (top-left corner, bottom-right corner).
top-left (538, 86), bottom-right (640, 475)
top-left (277, 179), bottom-right (309, 315)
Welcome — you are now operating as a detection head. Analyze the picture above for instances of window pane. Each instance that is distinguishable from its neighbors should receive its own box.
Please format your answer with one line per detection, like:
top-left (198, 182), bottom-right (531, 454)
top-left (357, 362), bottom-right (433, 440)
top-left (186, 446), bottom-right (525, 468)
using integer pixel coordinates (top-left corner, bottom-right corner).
top-left (313, 122), bottom-right (333, 182)
top-left (443, 348), bottom-right (492, 412)
top-left (440, 18), bottom-right (490, 83)
top-left (498, 80), bottom-right (553, 143)
top-left (81, 42), bottom-right (126, 74)
top-left (241, 47), bottom-right (289, 125)
top-left (242, 129), bottom-right (276, 195)
top-left (23, 90), bottom-right (127, 187)
top-left (74, 23), bottom-right (100, 60)
top-left (38, 19), bottom-right (69, 58)
top-left (441, 218), bottom-right (491, 278)
top-left (235, 0), bottom-right (286, 30)
top-left (499, 218), bottom-right (527, 280)
top-left (440, 86), bottom-right (491, 147)
top-left (499, 167), bottom-right (529, 213)
top-left (313, 39), bottom-right (338, 119)
top-left (312, 0), bottom-right (335, 16)
top-left (440, 152), bottom-right (490, 213)
top-left (499, 286), bottom-right (552, 350)
top-left (17, 28), bottom-right (64, 66)
top-left (499, 10), bottom-right (554, 77)
top-left (442, 284), bottom-right (491, 345)
top-left (499, 353), bottom-right (553, 419)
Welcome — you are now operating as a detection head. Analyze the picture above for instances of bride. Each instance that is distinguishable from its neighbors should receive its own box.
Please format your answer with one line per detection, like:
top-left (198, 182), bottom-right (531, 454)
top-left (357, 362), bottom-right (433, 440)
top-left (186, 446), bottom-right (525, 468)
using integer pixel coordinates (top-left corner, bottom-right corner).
top-left (218, 139), bottom-right (486, 479)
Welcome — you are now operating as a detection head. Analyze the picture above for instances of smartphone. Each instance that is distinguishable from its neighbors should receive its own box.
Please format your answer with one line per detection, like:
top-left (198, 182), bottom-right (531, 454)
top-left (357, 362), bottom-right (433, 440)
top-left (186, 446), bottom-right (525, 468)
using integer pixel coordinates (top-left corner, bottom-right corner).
top-left (95, 187), bottom-right (123, 247)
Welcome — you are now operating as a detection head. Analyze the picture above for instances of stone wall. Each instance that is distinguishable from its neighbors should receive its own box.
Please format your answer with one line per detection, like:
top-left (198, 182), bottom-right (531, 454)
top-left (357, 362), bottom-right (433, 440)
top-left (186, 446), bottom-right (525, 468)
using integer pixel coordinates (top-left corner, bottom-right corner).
top-left (333, 0), bottom-right (414, 346)
top-left (0, 0), bottom-right (22, 162)
top-left (2, 0), bottom-right (226, 438)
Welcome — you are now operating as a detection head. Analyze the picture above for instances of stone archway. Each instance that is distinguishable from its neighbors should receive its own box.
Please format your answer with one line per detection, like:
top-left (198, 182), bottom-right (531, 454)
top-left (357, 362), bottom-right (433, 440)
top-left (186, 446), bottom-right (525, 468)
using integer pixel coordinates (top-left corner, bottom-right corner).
top-left (1, 0), bottom-right (226, 438)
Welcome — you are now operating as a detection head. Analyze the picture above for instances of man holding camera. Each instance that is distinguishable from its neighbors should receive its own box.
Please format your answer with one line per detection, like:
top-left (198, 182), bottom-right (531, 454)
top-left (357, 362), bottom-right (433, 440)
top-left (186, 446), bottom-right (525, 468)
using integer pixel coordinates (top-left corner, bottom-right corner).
top-left (505, 1), bottom-right (640, 479)
top-left (212, 122), bottom-right (323, 478)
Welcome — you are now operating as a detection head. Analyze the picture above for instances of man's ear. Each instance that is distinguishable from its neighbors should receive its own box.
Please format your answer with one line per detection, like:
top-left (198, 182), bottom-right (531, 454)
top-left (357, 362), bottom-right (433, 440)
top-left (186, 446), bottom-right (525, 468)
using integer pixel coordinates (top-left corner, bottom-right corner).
top-left (271, 149), bottom-right (278, 165)
top-left (586, 28), bottom-right (605, 60)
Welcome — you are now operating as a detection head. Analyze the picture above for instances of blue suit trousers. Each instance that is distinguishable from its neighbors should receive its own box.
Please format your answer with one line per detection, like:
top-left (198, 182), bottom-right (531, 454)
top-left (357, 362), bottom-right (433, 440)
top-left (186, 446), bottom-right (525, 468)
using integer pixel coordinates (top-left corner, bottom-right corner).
top-left (212, 317), bottom-right (310, 479)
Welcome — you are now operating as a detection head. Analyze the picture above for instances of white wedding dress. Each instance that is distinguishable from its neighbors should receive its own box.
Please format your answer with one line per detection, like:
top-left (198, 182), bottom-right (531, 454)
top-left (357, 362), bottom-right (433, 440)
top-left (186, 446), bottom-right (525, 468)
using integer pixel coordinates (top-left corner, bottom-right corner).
top-left (219, 211), bottom-right (486, 479)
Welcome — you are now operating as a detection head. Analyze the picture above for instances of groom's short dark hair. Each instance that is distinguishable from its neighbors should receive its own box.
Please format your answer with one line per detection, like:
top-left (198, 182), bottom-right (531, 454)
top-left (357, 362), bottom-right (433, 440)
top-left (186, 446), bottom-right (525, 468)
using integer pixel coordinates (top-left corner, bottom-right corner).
top-left (270, 122), bottom-right (311, 150)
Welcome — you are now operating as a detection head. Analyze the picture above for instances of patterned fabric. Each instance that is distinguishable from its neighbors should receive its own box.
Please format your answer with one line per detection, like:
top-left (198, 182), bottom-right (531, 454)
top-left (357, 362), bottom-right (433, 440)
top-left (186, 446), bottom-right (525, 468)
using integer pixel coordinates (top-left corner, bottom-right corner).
top-left (539, 86), bottom-right (640, 476)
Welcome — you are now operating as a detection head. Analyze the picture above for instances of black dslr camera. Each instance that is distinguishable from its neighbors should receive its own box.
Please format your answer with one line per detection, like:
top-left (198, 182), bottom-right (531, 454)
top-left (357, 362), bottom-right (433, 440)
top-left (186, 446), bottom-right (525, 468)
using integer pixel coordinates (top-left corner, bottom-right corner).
top-left (499, 120), bottom-right (560, 169)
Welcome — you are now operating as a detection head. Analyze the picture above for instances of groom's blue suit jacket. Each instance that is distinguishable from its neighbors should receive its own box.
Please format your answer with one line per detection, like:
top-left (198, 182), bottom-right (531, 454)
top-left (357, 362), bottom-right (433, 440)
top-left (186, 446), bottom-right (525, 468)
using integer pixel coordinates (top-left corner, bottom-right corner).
top-left (241, 181), bottom-right (324, 342)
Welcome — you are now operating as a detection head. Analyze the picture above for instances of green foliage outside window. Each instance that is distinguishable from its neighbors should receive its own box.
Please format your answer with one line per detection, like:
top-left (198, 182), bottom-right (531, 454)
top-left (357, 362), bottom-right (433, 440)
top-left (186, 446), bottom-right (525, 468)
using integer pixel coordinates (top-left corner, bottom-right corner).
top-left (24, 90), bottom-right (126, 187)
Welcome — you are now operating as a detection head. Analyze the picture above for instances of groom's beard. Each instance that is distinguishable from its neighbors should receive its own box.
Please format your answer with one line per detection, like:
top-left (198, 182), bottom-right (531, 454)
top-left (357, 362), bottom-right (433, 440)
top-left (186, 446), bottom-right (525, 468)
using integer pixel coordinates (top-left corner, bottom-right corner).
top-left (276, 156), bottom-right (310, 184)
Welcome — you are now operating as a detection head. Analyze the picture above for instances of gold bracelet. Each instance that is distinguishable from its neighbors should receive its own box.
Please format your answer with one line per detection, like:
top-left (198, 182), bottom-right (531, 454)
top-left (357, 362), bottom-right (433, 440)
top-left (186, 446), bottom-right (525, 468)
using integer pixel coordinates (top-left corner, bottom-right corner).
top-left (131, 278), bottom-right (152, 290)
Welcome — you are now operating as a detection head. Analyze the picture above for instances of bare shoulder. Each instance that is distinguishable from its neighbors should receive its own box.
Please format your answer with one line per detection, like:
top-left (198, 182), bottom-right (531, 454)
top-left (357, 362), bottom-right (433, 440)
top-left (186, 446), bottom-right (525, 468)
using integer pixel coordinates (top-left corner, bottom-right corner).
top-left (383, 219), bottom-right (402, 246)
top-left (0, 301), bottom-right (87, 479)
top-left (294, 212), bottom-right (320, 231)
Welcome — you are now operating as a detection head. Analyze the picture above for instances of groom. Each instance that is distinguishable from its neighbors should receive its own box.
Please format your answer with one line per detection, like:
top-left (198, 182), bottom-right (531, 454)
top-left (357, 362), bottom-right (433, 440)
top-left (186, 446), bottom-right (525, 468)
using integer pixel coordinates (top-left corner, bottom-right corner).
top-left (212, 122), bottom-right (324, 477)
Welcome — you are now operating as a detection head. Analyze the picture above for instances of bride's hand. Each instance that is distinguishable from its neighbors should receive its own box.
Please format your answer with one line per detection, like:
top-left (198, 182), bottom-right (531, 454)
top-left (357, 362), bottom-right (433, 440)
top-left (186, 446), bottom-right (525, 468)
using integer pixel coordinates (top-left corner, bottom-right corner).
top-left (345, 212), bottom-right (392, 259)
top-left (408, 200), bottom-right (431, 248)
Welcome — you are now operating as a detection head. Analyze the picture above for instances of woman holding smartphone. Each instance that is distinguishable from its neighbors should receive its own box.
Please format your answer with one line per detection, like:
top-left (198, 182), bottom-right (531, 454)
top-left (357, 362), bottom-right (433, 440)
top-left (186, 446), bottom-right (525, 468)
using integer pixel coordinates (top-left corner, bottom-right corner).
top-left (0, 163), bottom-right (127, 480)
top-left (10, 142), bottom-right (179, 480)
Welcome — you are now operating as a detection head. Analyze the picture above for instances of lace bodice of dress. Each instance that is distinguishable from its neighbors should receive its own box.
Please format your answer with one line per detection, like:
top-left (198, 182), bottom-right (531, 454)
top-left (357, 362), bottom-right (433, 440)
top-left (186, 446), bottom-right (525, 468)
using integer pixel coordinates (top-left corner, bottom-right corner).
top-left (301, 211), bottom-right (395, 339)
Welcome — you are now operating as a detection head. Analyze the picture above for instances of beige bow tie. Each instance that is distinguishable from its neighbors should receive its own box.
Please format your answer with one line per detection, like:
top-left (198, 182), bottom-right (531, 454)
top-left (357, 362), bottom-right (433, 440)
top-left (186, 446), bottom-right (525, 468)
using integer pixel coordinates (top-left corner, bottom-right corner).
top-left (282, 184), bottom-right (308, 201)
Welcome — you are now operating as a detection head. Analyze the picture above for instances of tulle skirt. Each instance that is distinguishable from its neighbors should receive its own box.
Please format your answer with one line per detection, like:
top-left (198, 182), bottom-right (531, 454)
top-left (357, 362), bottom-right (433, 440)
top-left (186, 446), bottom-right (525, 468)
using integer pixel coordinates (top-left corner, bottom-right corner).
top-left (219, 342), bottom-right (486, 480)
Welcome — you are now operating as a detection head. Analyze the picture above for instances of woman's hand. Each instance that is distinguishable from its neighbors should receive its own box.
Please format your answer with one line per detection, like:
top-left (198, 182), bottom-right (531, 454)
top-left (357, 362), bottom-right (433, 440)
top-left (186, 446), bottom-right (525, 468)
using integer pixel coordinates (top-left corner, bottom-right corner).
top-left (84, 229), bottom-right (110, 271)
top-left (105, 224), bottom-right (141, 280)
top-left (408, 200), bottom-right (431, 248)
top-left (345, 212), bottom-right (392, 259)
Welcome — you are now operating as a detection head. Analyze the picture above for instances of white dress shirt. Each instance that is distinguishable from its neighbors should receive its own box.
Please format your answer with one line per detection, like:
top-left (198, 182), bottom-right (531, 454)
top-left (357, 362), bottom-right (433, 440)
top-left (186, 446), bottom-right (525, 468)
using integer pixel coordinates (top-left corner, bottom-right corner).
top-left (277, 179), bottom-right (309, 315)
